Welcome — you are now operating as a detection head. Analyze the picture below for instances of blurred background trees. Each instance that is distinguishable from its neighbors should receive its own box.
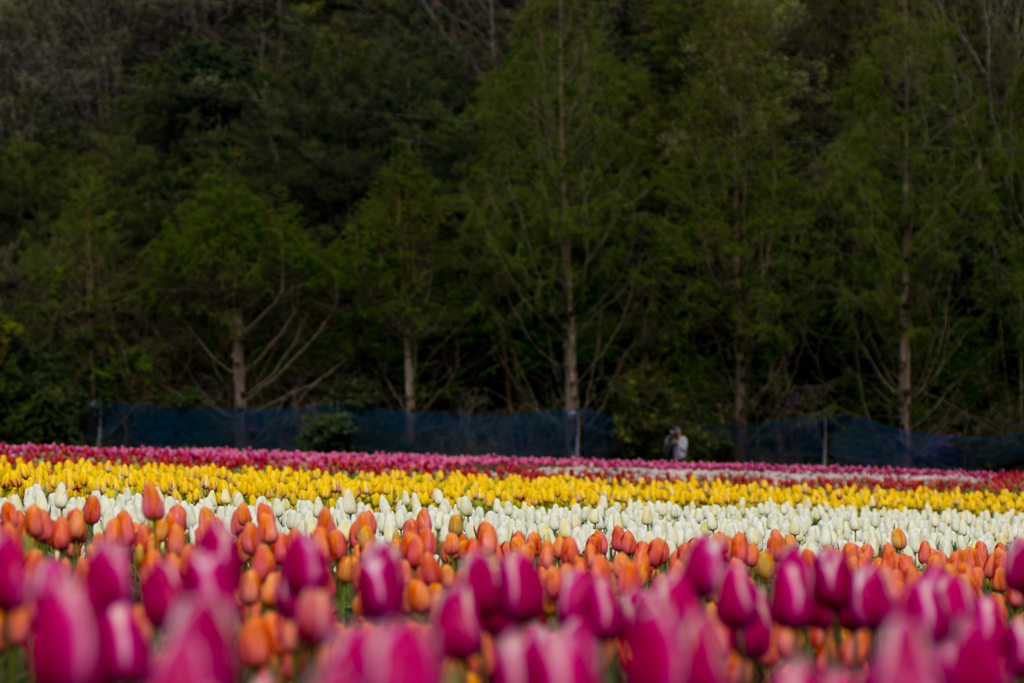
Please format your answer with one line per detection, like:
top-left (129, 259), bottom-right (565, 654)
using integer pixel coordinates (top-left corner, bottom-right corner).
top-left (0, 0), bottom-right (1019, 455)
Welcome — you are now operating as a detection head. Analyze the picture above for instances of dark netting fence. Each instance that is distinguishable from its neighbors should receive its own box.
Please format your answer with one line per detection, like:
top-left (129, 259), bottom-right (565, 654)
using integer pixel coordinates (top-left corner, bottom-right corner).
top-left (86, 402), bottom-right (1024, 468)
top-left (88, 402), bottom-right (620, 458)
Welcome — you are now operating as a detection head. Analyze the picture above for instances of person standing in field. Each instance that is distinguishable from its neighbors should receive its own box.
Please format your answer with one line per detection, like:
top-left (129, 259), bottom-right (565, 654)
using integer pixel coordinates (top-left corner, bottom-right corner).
top-left (664, 426), bottom-right (688, 461)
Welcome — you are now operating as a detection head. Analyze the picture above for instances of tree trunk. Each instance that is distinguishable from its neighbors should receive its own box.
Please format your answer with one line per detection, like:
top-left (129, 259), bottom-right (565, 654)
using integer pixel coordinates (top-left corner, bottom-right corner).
top-left (734, 341), bottom-right (748, 461)
top-left (898, 0), bottom-right (913, 450)
top-left (403, 333), bottom-right (417, 444)
top-left (232, 308), bottom-right (247, 409)
top-left (557, 0), bottom-right (580, 415)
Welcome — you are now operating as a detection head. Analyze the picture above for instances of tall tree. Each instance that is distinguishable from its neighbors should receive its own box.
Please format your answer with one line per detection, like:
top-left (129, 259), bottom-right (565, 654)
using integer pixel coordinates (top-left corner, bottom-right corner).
top-left (148, 171), bottom-right (338, 409)
top-left (657, 0), bottom-right (818, 443)
top-left (825, 0), bottom-right (987, 435)
top-left (472, 0), bottom-right (651, 414)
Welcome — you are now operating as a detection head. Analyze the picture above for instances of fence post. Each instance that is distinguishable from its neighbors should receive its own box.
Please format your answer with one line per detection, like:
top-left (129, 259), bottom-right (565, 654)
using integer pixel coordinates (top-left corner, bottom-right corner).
top-left (821, 415), bottom-right (828, 466)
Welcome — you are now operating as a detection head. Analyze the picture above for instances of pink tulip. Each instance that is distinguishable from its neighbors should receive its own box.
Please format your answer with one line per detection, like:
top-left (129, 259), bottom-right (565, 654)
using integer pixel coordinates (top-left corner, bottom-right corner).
top-left (142, 561), bottom-right (182, 627)
top-left (88, 545), bottom-right (133, 611)
top-left (849, 565), bottom-right (893, 629)
top-left (866, 615), bottom-right (942, 683)
top-left (1006, 615), bottom-right (1024, 676)
top-left (436, 588), bottom-right (482, 657)
top-left (939, 603), bottom-right (1008, 683)
top-left (149, 599), bottom-right (236, 683)
top-left (527, 620), bottom-right (602, 683)
top-left (26, 559), bottom-right (70, 602)
top-left (296, 587), bottom-right (334, 643)
top-left (902, 572), bottom-right (950, 639)
top-left (32, 582), bottom-right (100, 683)
top-left (771, 554), bottom-right (813, 627)
top-left (940, 573), bottom-right (975, 618)
top-left (770, 659), bottom-right (818, 683)
top-left (501, 552), bottom-right (543, 621)
top-left (814, 547), bottom-right (851, 608)
top-left (626, 593), bottom-right (685, 683)
top-left (589, 576), bottom-right (624, 638)
top-left (183, 547), bottom-right (240, 599)
top-left (359, 543), bottom-right (404, 617)
top-left (717, 562), bottom-right (758, 628)
top-left (358, 621), bottom-right (441, 683)
top-left (684, 538), bottom-right (726, 596)
top-left (1006, 539), bottom-right (1024, 591)
top-left (656, 572), bottom-right (700, 619)
top-left (97, 600), bottom-right (149, 682)
top-left (492, 627), bottom-right (540, 683)
top-left (284, 534), bottom-right (329, 592)
top-left (0, 533), bottom-right (24, 608)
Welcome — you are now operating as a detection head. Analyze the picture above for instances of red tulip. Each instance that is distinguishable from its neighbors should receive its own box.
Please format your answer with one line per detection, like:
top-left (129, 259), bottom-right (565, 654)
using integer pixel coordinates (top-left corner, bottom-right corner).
top-left (359, 543), bottom-right (404, 617)
top-left (435, 588), bottom-right (482, 657)
top-left (97, 600), bottom-right (149, 681)
top-left (88, 545), bottom-right (133, 611)
top-left (32, 582), bottom-right (100, 683)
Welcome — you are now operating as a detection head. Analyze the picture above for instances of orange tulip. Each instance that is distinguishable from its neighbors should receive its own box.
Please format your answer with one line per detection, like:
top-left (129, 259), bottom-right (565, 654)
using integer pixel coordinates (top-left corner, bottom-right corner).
top-left (407, 579), bottom-right (431, 613)
top-left (476, 522), bottom-right (497, 557)
top-left (261, 572), bottom-right (281, 607)
top-left (238, 569), bottom-right (261, 606)
top-left (67, 509), bottom-right (86, 542)
top-left (142, 482), bottom-right (165, 522)
top-left (83, 496), bottom-right (101, 526)
top-left (25, 505), bottom-right (46, 540)
top-left (166, 522), bottom-right (186, 556)
top-left (50, 517), bottom-right (71, 551)
top-left (231, 504), bottom-right (252, 537)
top-left (238, 616), bottom-right (272, 669)
top-left (257, 512), bottom-right (278, 545)
top-left (167, 505), bottom-right (187, 529)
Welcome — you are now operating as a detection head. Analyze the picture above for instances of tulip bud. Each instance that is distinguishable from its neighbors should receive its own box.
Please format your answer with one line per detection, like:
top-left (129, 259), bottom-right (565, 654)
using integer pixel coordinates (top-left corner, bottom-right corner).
top-left (33, 583), bottom-right (100, 683)
top-left (407, 578), bottom-right (432, 613)
top-left (283, 535), bottom-right (328, 593)
top-left (328, 529), bottom-right (349, 561)
top-left (359, 543), bottom-right (404, 617)
top-left (755, 551), bottom-right (775, 581)
top-left (717, 562), bottom-right (758, 628)
top-left (501, 553), bottom-right (543, 621)
top-left (67, 508), bottom-right (87, 542)
top-left (98, 600), bottom-right (149, 681)
top-left (891, 528), bottom-right (908, 551)
top-left (296, 587), bottom-right (334, 643)
top-left (142, 482), bottom-right (165, 522)
top-left (142, 561), bottom-right (181, 628)
top-left (0, 533), bottom-right (24, 608)
top-left (238, 616), bottom-right (272, 669)
top-left (89, 545), bottom-right (133, 611)
top-left (83, 495), bottom-right (101, 526)
top-left (449, 514), bottom-right (464, 537)
top-left (815, 547), bottom-right (852, 608)
top-left (435, 588), bottom-right (481, 657)
top-left (772, 554), bottom-right (813, 627)
top-left (45, 517), bottom-right (70, 553)
top-left (25, 504), bottom-right (46, 539)
top-left (477, 521), bottom-right (498, 556)
top-left (257, 511), bottom-right (278, 545)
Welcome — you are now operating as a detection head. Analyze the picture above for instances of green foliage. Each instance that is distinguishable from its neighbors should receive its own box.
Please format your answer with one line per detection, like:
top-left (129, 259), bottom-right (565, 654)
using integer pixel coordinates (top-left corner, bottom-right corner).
top-left (294, 411), bottom-right (357, 452)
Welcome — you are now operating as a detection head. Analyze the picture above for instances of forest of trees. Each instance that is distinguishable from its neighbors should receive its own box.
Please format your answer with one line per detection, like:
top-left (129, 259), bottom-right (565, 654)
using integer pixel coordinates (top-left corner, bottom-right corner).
top-left (0, 0), bottom-right (1022, 457)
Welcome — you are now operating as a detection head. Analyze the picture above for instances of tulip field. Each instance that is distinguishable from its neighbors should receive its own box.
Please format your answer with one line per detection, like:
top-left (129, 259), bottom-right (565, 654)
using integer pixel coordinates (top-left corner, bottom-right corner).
top-left (4, 445), bottom-right (1024, 682)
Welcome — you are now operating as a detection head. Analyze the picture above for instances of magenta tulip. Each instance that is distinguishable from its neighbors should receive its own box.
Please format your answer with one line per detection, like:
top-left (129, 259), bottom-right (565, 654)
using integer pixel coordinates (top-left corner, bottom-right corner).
top-left (358, 621), bottom-right (441, 683)
top-left (626, 593), bottom-right (685, 683)
top-left (770, 659), bottom-right (818, 683)
top-left (528, 620), bottom-right (602, 683)
top-left (739, 589), bottom-right (772, 659)
top-left (867, 615), bottom-right (942, 683)
top-left (1006, 615), bottom-right (1024, 676)
top-left (1006, 539), bottom-right (1024, 591)
top-left (149, 599), bottom-right (236, 683)
top-left (492, 627), bottom-right (540, 683)
top-left (903, 573), bottom-right (950, 639)
top-left (462, 555), bottom-right (502, 612)
top-left (284, 534), bottom-right (328, 592)
top-left (939, 606), bottom-right (1007, 683)
top-left (32, 582), bottom-right (100, 683)
top-left (97, 600), bottom-right (149, 682)
top-left (717, 562), bottom-right (757, 628)
top-left (183, 548), bottom-right (239, 599)
top-left (814, 547), bottom-right (851, 608)
top-left (589, 576), bottom-right (624, 638)
top-left (684, 538), bottom-right (726, 596)
top-left (0, 533), bottom-right (24, 608)
top-left (436, 588), bottom-right (482, 657)
top-left (501, 552), bottom-right (543, 621)
top-left (359, 543), bottom-right (404, 617)
top-left (657, 572), bottom-right (700, 619)
top-left (940, 573), bottom-right (975, 618)
top-left (142, 561), bottom-right (182, 627)
top-left (849, 565), bottom-right (893, 629)
top-left (771, 555), bottom-right (813, 627)
top-left (88, 545), bottom-right (133, 611)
